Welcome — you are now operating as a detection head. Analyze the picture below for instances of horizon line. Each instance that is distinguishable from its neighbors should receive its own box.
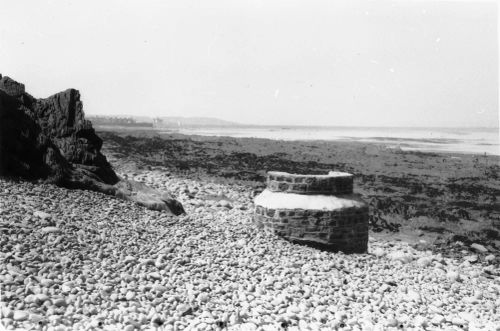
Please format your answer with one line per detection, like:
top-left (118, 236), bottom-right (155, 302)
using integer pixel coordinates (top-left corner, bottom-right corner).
top-left (86, 114), bottom-right (500, 130)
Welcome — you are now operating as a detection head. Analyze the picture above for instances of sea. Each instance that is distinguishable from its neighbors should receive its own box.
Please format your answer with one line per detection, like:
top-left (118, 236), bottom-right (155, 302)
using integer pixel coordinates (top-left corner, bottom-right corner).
top-left (167, 126), bottom-right (499, 156)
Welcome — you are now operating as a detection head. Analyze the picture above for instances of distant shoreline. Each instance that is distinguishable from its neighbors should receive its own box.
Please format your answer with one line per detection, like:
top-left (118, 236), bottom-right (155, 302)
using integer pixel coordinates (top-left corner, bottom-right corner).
top-left (94, 124), bottom-right (500, 156)
top-left (91, 121), bottom-right (499, 131)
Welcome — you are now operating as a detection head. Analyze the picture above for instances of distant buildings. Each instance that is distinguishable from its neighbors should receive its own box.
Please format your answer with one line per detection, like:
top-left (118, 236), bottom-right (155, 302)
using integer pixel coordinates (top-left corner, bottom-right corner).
top-left (88, 116), bottom-right (153, 127)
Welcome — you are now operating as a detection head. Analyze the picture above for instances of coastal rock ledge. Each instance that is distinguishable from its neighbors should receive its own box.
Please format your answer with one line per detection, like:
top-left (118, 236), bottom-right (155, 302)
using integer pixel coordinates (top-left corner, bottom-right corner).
top-left (0, 74), bottom-right (184, 215)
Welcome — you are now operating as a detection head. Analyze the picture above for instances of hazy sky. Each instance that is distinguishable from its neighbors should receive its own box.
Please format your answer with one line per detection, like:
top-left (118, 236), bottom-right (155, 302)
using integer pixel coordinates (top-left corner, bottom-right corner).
top-left (1, 0), bottom-right (498, 127)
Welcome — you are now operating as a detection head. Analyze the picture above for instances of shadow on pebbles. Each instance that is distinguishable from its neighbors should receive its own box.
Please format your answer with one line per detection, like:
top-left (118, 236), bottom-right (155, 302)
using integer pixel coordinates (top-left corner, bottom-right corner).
top-left (0, 171), bottom-right (499, 331)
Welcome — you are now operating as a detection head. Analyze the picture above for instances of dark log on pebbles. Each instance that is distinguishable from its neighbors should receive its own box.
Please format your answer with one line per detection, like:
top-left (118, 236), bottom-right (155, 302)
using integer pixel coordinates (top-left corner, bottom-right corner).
top-left (0, 74), bottom-right (183, 214)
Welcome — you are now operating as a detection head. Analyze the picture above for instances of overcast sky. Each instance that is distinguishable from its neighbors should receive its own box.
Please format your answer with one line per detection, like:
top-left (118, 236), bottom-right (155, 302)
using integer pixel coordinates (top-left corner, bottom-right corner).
top-left (1, 0), bottom-right (498, 127)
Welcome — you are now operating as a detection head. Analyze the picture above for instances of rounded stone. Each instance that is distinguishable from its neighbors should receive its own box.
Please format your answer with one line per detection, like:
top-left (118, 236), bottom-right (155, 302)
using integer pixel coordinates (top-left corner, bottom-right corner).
top-left (13, 310), bottom-right (29, 321)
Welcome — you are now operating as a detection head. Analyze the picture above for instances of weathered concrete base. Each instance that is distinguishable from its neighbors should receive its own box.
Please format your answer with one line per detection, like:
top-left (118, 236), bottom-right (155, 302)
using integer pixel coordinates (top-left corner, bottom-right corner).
top-left (254, 203), bottom-right (369, 253)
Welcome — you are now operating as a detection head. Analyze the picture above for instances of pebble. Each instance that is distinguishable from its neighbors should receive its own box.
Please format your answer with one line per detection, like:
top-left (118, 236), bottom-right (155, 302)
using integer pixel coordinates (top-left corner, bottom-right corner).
top-left (29, 293), bottom-right (50, 304)
top-left (406, 290), bottom-right (421, 302)
top-left (13, 310), bottom-right (29, 321)
top-left (153, 284), bottom-right (167, 293)
top-left (471, 243), bottom-right (488, 253)
top-left (197, 292), bottom-right (209, 303)
top-left (431, 314), bottom-right (445, 325)
top-left (34, 211), bottom-right (51, 219)
top-left (125, 291), bottom-right (136, 301)
top-left (0, 173), bottom-right (499, 330)
top-left (416, 256), bottom-right (433, 267)
top-left (413, 316), bottom-right (428, 327)
top-left (385, 318), bottom-right (399, 327)
top-left (432, 300), bottom-right (444, 308)
top-left (124, 255), bottom-right (137, 263)
top-left (387, 251), bottom-right (413, 263)
top-left (149, 272), bottom-right (161, 280)
top-left (179, 305), bottom-right (193, 317)
top-left (370, 247), bottom-right (385, 257)
top-left (40, 226), bottom-right (60, 234)
top-left (123, 325), bottom-right (135, 331)
top-left (452, 317), bottom-right (467, 327)
top-left (53, 298), bottom-right (67, 307)
top-left (218, 200), bottom-right (232, 209)
top-left (464, 254), bottom-right (478, 263)
top-left (446, 271), bottom-right (460, 282)
top-left (40, 279), bottom-right (54, 287)
top-left (485, 254), bottom-right (495, 262)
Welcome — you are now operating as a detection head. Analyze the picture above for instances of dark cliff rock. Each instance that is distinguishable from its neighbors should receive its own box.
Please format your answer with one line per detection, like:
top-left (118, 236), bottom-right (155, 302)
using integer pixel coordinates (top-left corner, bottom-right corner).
top-left (0, 75), bottom-right (26, 97)
top-left (0, 74), bottom-right (184, 215)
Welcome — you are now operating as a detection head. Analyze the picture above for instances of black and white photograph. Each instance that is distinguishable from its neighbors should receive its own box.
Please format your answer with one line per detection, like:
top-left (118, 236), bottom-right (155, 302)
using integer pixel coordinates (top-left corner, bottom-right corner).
top-left (0, 0), bottom-right (499, 330)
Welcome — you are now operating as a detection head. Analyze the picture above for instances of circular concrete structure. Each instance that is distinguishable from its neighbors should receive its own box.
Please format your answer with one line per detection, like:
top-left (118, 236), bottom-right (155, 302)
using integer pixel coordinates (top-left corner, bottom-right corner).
top-left (254, 171), bottom-right (369, 253)
top-left (267, 171), bottom-right (353, 195)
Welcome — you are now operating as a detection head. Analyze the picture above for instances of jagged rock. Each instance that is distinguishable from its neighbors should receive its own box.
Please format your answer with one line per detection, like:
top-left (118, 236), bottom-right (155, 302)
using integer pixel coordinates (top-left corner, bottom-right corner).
top-left (0, 74), bottom-right (184, 215)
top-left (0, 75), bottom-right (25, 97)
top-left (0, 75), bottom-right (116, 184)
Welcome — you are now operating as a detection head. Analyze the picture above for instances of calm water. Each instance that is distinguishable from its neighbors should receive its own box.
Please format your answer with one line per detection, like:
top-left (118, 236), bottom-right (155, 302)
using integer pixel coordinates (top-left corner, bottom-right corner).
top-left (167, 126), bottom-right (499, 155)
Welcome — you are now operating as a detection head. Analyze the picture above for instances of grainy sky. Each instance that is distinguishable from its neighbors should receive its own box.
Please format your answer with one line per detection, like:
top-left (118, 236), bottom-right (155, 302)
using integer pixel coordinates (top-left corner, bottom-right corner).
top-left (1, 0), bottom-right (498, 127)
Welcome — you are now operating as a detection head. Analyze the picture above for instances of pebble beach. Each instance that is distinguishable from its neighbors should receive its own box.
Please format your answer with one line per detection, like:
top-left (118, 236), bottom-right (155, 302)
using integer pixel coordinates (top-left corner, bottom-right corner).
top-left (1, 168), bottom-right (499, 331)
top-left (2, 0), bottom-right (499, 329)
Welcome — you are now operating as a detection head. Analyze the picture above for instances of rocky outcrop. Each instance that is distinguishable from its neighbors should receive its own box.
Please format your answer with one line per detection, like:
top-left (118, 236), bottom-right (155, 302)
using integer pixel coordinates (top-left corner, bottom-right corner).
top-left (0, 76), bottom-right (25, 97)
top-left (0, 74), bottom-right (184, 215)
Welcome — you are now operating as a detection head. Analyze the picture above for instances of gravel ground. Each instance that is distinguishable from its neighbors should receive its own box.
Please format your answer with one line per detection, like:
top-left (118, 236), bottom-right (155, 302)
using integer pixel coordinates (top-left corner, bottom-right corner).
top-left (1, 169), bottom-right (499, 331)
